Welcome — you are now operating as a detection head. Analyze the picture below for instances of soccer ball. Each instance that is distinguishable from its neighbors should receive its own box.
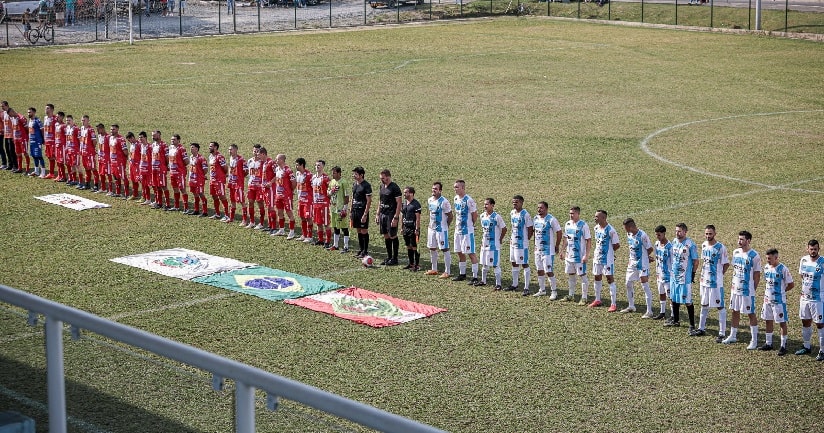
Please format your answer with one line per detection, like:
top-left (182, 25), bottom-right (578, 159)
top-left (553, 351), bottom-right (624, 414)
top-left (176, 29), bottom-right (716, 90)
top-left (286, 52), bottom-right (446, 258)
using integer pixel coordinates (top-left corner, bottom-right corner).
top-left (361, 255), bottom-right (374, 267)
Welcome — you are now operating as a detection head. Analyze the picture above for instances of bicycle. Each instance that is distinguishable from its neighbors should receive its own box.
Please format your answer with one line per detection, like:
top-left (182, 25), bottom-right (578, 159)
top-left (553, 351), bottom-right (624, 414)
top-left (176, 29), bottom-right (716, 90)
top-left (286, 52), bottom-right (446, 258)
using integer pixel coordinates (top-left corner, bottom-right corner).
top-left (24, 20), bottom-right (55, 44)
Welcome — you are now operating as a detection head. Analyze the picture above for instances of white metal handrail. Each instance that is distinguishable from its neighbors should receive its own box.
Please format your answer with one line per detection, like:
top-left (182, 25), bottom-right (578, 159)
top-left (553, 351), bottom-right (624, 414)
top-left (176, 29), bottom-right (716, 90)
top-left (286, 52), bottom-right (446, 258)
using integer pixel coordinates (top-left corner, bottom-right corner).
top-left (0, 284), bottom-right (448, 433)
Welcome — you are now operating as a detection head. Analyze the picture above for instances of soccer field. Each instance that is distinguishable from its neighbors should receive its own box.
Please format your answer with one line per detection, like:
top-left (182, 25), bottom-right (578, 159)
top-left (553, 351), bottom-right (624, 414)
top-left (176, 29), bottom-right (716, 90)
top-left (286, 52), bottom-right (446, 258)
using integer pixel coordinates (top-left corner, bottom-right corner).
top-left (1, 18), bottom-right (823, 432)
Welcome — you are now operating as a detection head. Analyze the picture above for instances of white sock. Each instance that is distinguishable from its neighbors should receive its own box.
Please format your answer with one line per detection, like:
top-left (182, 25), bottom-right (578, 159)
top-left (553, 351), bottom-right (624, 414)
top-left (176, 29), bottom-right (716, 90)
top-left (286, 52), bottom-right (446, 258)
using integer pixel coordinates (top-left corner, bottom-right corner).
top-left (625, 281), bottom-right (633, 308)
top-left (594, 280), bottom-right (603, 302)
top-left (523, 268), bottom-right (530, 290)
top-left (430, 250), bottom-right (438, 271)
top-left (458, 261), bottom-right (467, 275)
top-left (538, 275), bottom-right (546, 292)
top-left (471, 263), bottom-right (478, 278)
top-left (481, 267), bottom-right (488, 283)
top-left (549, 276), bottom-right (557, 291)
top-left (568, 275), bottom-right (577, 297)
top-left (333, 233), bottom-right (339, 247)
top-left (494, 267), bottom-right (502, 286)
top-left (802, 326), bottom-right (812, 348)
top-left (581, 276), bottom-right (589, 298)
top-left (444, 252), bottom-right (451, 274)
top-left (719, 309), bottom-right (727, 335)
top-left (343, 236), bottom-right (349, 249)
top-left (642, 282), bottom-right (652, 313)
top-left (699, 307), bottom-right (708, 330)
top-left (750, 325), bottom-right (759, 344)
top-left (780, 334), bottom-right (788, 348)
top-left (765, 332), bottom-right (773, 345)
top-left (511, 269), bottom-right (519, 287)
top-left (660, 301), bottom-right (667, 314)
top-left (818, 327), bottom-right (824, 352)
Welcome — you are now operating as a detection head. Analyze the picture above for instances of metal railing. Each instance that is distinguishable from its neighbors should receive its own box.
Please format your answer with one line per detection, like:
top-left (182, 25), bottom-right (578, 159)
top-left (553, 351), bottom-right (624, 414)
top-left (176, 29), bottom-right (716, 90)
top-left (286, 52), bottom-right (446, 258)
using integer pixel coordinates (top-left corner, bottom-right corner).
top-left (0, 283), bottom-right (447, 433)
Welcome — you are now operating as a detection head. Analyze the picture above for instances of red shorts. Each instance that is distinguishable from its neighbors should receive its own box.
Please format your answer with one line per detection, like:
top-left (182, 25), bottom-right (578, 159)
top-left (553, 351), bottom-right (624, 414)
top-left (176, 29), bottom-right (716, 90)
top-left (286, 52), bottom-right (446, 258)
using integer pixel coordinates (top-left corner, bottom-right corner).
top-left (248, 186), bottom-right (264, 202)
top-left (55, 146), bottom-right (65, 164)
top-left (66, 151), bottom-right (79, 167)
top-left (97, 157), bottom-right (109, 175)
top-left (189, 182), bottom-right (204, 196)
top-left (229, 185), bottom-right (245, 204)
top-left (45, 142), bottom-right (55, 159)
top-left (109, 161), bottom-right (124, 178)
top-left (298, 201), bottom-right (312, 220)
top-left (151, 171), bottom-right (166, 188)
top-left (130, 164), bottom-right (140, 182)
top-left (81, 154), bottom-right (95, 170)
top-left (14, 140), bottom-right (26, 154)
top-left (275, 195), bottom-right (293, 211)
top-left (169, 174), bottom-right (186, 190)
top-left (312, 205), bottom-right (329, 226)
top-left (209, 182), bottom-right (225, 197)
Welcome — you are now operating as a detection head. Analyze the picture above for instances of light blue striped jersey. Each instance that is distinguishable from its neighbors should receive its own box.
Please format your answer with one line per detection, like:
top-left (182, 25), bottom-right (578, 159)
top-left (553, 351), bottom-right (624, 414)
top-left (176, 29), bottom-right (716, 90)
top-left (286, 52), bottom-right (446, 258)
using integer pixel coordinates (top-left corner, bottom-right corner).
top-left (480, 211), bottom-right (505, 251)
top-left (764, 262), bottom-right (793, 304)
top-left (626, 229), bottom-right (652, 271)
top-left (655, 240), bottom-right (673, 283)
top-left (799, 255), bottom-right (824, 301)
top-left (564, 219), bottom-right (591, 263)
top-left (453, 194), bottom-right (477, 235)
top-left (509, 209), bottom-right (532, 249)
top-left (427, 195), bottom-right (452, 232)
top-left (533, 214), bottom-right (561, 256)
top-left (593, 223), bottom-right (620, 265)
top-left (731, 248), bottom-right (761, 296)
top-left (670, 237), bottom-right (698, 286)
top-left (700, 241), bottom-right (729, 288)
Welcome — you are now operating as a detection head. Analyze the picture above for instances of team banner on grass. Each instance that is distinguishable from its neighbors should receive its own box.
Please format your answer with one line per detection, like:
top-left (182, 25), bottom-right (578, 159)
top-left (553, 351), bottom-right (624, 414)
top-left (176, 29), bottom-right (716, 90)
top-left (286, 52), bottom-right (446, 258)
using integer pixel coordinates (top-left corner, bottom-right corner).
top-left (284, 286), bottom-right (447, 327)
top-left (111, 248), bottom-right (255, 280)
top-left (192, 266), bottom-right (341, 302)
top-left (35, 193), bottom-right (111, 211)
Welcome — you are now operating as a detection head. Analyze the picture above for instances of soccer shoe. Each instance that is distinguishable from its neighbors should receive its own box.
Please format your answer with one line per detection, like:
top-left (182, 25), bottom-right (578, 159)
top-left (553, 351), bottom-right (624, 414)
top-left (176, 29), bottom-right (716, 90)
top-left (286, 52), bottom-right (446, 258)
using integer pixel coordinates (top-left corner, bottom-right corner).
top-left (166, 207), bottom-right (178, 212)
top-left (254, 223), bottom-right (265, 230)
top-left (757, 344), bottom-right (773, 351)
top-left (746, 342), bottom-right (758, 350)
top-left (28, 171), bottom-right (38, 177)
top-left (297, 236), bottom-right (307, 241)
top-left (412, 265), bottom-right (421, 272)
top-left (721, 335), bottom-right (737, 344)
top-left (577, 298), bottom-right (588, 306)
top-left (795, 347), bottom-right (812, 356)
top-left (533, 290), bottom-right (547, 297)
top-left (340, 247), bottom-right (349, 254)
top-left (438, 272), bottom-right (450, 279)
top-left (140, 200), bottom-right (151, 205)
top-left (689, 329), bottom-right (706, 337)
top-left (619, 306), bottom-right (635, 314)
top-left (503, 285), bottom-right (517, 292)
top-left (522, 288), bottom-right (530, 296)
top-left (588, 300), bottom-right (603, 308)
top-left (270, 230), bottom-right (279, 237)
top-left (559, 295), bottom-right (574, 302)
top-left (425, 270), bottom-right (439, 276)
top-left (45, 173), bottom-right (55, 179)
top-left (715, 335), bottom-right (725, 343)
top-left (199, 212), bottom-right (209, 218)
top-left (663, 319), bottom-right (680, 327)
top-left (106, 191), bottom-right (114, 196)
top-left (494, 285), bottom-right (503, 291)
top-left (777, 346), bottom-right (788, 356)
top-left (220, 216), bottom-right (230, 222)
top-left (286, 233), bottom-right (296, 240)
top-left (303, 238), bottom-right (314, 243)
top-left (327, 246), bottom-right (339, 251)
top-left (641, 312), bottom-right (654, 319)
top-left (607, 304), bottom-right (618, 312)
top-left (386, 258), bottom-right (398, 266)
top-left (548, 292), bottom-right (558, 301)
top-left (817, 352), bottom-right (824, 361)
top-left (273, 229), bottom-right (285, 236)
top-left (452, 274), bottom-right (467, 282)
top-left (652, 312), bottom-right (666, 320)
top-left (209, 213), bottom-right (220, 219)
top-left (469, 278), bottom-right (479, 286)
top-left (380, 258), bottom-right (391, 266)
top-left (402, 263), bottom-right (413, 269)
top-left (687, 326), bottom-right (696, 336)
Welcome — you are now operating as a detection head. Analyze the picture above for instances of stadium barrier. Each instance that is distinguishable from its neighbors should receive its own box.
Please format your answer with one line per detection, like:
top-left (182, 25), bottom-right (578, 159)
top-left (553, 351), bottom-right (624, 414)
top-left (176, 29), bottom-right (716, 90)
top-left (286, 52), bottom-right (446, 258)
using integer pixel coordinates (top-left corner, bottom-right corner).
top-left (0, 284), bottom-right (447, 433)
top-left (0, 0), bottom-right (821, 47)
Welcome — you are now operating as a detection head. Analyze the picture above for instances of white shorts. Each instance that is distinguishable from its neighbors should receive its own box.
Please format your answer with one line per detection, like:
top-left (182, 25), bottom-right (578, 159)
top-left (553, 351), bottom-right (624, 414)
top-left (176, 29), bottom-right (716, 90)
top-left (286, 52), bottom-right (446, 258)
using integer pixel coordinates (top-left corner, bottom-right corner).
top-left (534, 252), bottom-right (555, 274)
top-left (565, 261), bottom-right (586, 276)
top-left (625, 267), bottom-right (649, 283)
top-left (761, 302), bottom-right (788, 323)
top-left (799, 299), bottom-right (824, 324)
top-left (509, 247), bottom-right (529, 265)
top-left (657, 280), bottom-right (670, 296)
top-left (699, 285), bottom-right (725, 308)
top-left (427, 228), bottom-right (449, 250)
top-left (592, 262), bottom-right (614, 276)
top-left (453, 233), bottom-right (476, 255)
top-left (481, 249), bottom-right (500, 268)
top-left (728, 294), bottom-right (756, 314)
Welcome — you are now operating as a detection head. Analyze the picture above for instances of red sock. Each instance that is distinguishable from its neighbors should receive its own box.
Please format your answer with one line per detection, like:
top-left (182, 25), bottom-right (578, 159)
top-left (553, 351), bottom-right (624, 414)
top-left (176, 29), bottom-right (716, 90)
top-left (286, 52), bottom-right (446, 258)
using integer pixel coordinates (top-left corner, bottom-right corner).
top-left (289, 220), bottom-right (295, 231)
top-left (174, 191), bottom-right (180, 208)
top-left (24, 155), bottom-right (30, 171)
top-left (230, 207), bottom-right (236, 222)
top-left (17, 155), bottom-right (22, 170)
top-left (326, 229), bottom-right (332, 243)
top-left (183, 193), bottom-right (189, 210)
top-left (48, 159), bottom-right (55, 175)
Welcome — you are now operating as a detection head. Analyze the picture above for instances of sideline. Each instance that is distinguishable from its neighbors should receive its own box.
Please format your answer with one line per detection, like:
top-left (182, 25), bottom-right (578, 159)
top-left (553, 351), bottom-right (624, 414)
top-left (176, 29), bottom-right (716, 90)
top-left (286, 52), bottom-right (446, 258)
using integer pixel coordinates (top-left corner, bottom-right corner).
top-left (0, 384), bottom-right (114, 433)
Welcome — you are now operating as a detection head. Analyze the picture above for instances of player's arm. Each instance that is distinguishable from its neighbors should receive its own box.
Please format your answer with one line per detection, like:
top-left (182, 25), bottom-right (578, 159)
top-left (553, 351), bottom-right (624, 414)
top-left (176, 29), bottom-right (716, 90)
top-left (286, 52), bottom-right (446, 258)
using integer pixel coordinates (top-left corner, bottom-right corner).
top-left (646, 246), bottom-right (655, 262)
top-left (392, 195), bottom-right (401, 227)
top-left (500, 225), bottom-right (508, 244)
top-left (786, 279), bottom-right (795, 292)
top-left (582, 238), bottom-right (591, 263)
top-left (554, 229), bottom-right (562, 255)
top-left (559, 234), bottom-right (567, 260)
top-left (612, 231), bottom-right (620, 251)
top-left (471, 209), bottom-right (478, 226)
top-left (527, 225), bottom-right (534, 241)
top-left (446, 210), bottom-right (453, 227)
top-left (691, 258), bottom-right (699, 284)
top-left (414, 210), bottom-right (421, 236)
top-left (753, 268), bottom-right (761, 289)
top-left (363, 194), bottom-right (372, 222)
top-left (722, 263), bottom-right (729, 274)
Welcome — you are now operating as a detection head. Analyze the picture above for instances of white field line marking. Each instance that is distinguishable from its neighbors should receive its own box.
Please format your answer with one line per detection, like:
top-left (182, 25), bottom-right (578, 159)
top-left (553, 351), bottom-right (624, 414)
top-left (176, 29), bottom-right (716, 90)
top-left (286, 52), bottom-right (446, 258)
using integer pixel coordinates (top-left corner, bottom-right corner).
top-left (0, 384), bottom-right (114, 433)
top-left (639, 109), bottom-right (824, 194)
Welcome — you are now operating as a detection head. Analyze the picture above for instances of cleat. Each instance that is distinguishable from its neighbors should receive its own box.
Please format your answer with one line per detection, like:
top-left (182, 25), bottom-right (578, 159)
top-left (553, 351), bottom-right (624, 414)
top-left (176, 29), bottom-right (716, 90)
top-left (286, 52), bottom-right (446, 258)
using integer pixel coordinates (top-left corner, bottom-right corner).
top-left (503, 285), bottom-right (517, 292)
top-left (777, 346), bottom-right (788, 356)
top-left (209, 214), bottom-right (220, 219)
top-left (254, 223), bottom-right (265, 230)
top-left (380, 258), bottom-right (390, 266)
top-left (548, 292), bottom-right (558, 301)
top-left (663, 319), bottom-right (680, 327)
top-left (473, 280), bottom-right (486, 287)
top-left (494, 285), bottom-right (502, 291)
top-left (641, 312), bottom-right (654, 319)
top-left (716, 335), bottom-right (725, 343)
top-left (607, 304), bottom-right (618, 312)
top-left (402, 263), bottom-right (413, 269)
top-left (438, 272), bottom-right (450, 279)
top-left (469, 278), bottom-right (479, 286)
top-left (687, 326), bottom-right (696, 336)
top-left (452, 274), bottom-right (467, 282)
top-left (652, 312), bottom-right (666, 320)
top-left (619, 306), bottom-right (636, 313)
top-left (199, 212), bottom-right (208, 218)
top-left (412, 265), bottom-right (420, 272)
top-left (722, 336), bottom-right (737, 344)
top-left (588, 300), bottom-right (603, 308)
top-left (522, 288), bottom-right (530, 296)
top-left (220, 216), bottom-right (230, 222)
top-left (297, 236), bottom-right (307, 241)
top-left (273, 229), bottom-right (285, 236)
top-left (757, 344), bottom-right (773, 351)
top-left (385, 258), bottom-right (398, 266)
top-left (817, 352), bottom-right (824, 361)
top-left (327, 246), bottom-right (339, 251)
top-left (559, 295), bottom-right (574, 302)
top-left (340, 247), bottom-right (349, 254)
top-left (795, 347), bottom-right (812, 356)
top-left (577, 298), bottom-right (588, 306)
top-left (425, 270), bottom-right (439, 276)
top-left (533, 290), bottom-right (547, 297)
top-left (690, 329), bottom-right (706, 337)
top-left (303, 238), bottom-right (314, 243)
top-left (747, 342), bottom-right (758, 350)
top-left (355, 251), bottom-right (364, 258)
top-left (286, 233), bottom-right (296, 240)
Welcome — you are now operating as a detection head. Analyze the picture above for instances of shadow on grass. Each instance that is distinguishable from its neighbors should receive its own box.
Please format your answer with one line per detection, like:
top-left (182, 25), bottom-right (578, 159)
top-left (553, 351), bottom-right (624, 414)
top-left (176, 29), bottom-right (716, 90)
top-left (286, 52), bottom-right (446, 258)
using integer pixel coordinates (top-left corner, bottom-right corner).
top-left (0, 355), bottom-right (204, 433)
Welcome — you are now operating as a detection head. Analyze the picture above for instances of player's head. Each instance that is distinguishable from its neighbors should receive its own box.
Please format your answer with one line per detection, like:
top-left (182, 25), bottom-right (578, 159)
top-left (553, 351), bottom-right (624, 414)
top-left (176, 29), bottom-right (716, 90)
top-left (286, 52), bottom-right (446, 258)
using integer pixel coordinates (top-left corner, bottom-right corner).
top-left (331, 165), bottom-right (342, 180)
top-left (1, 101), bottom-right (8, 111)
top-left (229, 143), bottom-right (238, 156)
top-left (537, 201), bottom-right (548, 217)
top-left (27, 107), bottom-right (36, 118)
top-left (259, 147), bottom-right (268, 156)
top-left (738, 230), bottom-right (752, 249)
top-left (57, 111), bottom-right (65, 121)
top-left (512, 195), bottom-right (524, 211)
top-left (96, 123), bottom-right (105, 132)
top-left (209, 141), bottom-right (219, 153)
top-left (569, 206), bottom-right (581, 222)
top-left (484, 197), bottom-right (496, 213)
top-left (138, 131), bottom-right (148, 140)
top-left (704, 225), bottom-right (716, 242)
top-left (808, 239), bottom-right (820, 258)
top-left (126, 131), bottom-right (135, 140)
top-left (622, 217), bottom-right (637, 233)
top-left (295, 157), bottom-right (307, 169)
top-left (654, 225), bottom-right (667, 243)
top-left (404, 186), bottom-right (415, 199)
top-left (190, 142), bottom-right (200, 152)
top-left (594, 209), bottom-right (607, 226)
top-left (171, 133), bottom-right (180, 143)
top-left (352, 166), bottom-right (365, 182)
top-left (675, 223), bottom-right (688, 241)
top-left (276, 153), bottom-right (286, 164)
top-left (315, 160), bottom-right (326, 172)
top-left (454, 179), bottom-right (466, 196)
top-left (45, 103), bottom-right (54, 114)
top-left (151, 130), bottom-right (161, 141)
top-left (432, 181), bottom-right (443, 198)
top-left (110, 124), bottom-right (120, 135)
top-left (379, 168), bottom-right (391, 185)
top-left (765, 248), bottom-right (779, 266)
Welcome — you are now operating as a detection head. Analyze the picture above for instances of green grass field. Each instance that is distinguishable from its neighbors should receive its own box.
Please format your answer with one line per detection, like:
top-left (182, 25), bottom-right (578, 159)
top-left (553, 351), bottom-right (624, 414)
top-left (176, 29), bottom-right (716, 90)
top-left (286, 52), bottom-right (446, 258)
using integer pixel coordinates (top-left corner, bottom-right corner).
top-left (1, 17), bottom-right (823, 432)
